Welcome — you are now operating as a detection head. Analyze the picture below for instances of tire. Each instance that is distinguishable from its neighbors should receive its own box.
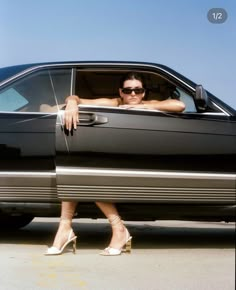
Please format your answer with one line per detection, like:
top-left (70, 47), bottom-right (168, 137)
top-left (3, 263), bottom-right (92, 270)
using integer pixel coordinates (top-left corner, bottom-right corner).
top-left (0, 214), bottom-right (34, 230)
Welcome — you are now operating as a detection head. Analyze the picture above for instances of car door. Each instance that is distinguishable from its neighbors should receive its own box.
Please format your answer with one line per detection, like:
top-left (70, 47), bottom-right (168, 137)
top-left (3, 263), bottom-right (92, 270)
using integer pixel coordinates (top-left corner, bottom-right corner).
top-left (0, 67), bottom-right (72, 202)
top-left (56, 104), bottom-right (236, 204)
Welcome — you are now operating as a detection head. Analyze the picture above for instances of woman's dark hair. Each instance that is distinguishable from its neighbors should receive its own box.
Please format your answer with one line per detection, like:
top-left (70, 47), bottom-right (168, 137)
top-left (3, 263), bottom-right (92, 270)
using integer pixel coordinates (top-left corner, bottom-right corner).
top-left (119, 72), bottom-right (145, 88)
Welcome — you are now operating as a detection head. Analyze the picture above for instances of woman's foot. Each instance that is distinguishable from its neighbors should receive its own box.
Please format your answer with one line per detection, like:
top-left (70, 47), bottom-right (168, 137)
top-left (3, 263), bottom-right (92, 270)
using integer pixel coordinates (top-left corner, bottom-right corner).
top-left (100, 215), bottom-right (132, 256)
top-left (45, 219), bottom-right (77, 255)
top-left (109, 225), bottom-right (131, 249)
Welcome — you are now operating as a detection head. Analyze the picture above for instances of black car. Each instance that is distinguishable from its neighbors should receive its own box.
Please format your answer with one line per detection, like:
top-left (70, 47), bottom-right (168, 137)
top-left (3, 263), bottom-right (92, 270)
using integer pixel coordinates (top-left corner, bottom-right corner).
top-left (0, 61), bottom-right (235, 229)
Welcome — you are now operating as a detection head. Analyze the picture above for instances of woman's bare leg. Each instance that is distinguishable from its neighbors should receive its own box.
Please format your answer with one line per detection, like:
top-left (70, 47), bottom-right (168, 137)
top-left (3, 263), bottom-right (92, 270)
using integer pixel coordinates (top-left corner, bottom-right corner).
top-left (50, 201), bottom-right (77, 249)
top-left (96, 201), bottom-right (130, 249)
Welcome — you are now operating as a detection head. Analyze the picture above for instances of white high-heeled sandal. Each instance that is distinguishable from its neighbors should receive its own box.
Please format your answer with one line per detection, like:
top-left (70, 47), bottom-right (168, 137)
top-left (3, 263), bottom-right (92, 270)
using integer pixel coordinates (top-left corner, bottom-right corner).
top-left (100, 235), bottom-right (132, 256)
top-left (45, 229), bottom-right (77, 256)
top-left (100, 216), bottom-right (132, 256)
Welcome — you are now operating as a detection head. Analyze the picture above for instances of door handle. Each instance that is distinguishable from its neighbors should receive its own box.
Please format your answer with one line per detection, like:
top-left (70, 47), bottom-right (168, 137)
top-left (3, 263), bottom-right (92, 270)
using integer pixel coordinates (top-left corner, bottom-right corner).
top-left (79, 112), bottom-right (108, 126)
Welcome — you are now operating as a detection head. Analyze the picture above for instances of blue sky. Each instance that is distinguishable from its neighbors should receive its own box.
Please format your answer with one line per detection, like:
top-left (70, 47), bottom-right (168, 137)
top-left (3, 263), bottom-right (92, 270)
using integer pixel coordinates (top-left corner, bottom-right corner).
top-left (0, 0), bottom-right (235, 108)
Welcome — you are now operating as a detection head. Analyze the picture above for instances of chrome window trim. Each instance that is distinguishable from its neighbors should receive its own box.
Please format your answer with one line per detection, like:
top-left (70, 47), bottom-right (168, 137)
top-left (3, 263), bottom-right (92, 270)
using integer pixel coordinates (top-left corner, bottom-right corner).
top-left (0, 111), bottom-right (58, 115)
top-left (60, 104), bottom-right (228, 117)
top-left (210, 102), bottom-right (230, 116)
top-left (201, 112), bottom-right (227, 116)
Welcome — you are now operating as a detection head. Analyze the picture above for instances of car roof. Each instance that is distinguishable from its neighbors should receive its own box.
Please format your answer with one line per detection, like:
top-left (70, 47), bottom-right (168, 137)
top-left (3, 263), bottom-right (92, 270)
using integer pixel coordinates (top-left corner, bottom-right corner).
top-left (0, 61), bottom-right (195, 87)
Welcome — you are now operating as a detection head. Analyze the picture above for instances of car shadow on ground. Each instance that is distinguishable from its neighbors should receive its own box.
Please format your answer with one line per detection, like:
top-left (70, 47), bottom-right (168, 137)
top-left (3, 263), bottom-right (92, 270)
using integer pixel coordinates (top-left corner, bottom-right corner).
top-left (0, 219), bottom-right (235, 250)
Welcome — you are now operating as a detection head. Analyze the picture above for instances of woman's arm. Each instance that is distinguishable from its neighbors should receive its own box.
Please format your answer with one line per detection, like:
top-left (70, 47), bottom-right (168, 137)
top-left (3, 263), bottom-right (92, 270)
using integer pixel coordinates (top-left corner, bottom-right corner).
top-left (120, 99), bottom-right (185, 112)
top-left (144, 99), bottom-right (185, 112)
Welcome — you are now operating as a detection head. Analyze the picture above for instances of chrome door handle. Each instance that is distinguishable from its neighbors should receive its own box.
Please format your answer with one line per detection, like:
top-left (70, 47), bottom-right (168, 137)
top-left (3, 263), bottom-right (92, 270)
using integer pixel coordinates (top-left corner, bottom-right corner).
top-left (79, 112), bottom-right (108, 126)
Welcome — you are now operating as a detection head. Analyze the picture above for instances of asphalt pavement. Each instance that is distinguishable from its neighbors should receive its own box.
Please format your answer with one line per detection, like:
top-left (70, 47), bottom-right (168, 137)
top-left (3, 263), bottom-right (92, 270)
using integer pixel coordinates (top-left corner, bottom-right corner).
top-left (0, 218), bottom-right (235, 290)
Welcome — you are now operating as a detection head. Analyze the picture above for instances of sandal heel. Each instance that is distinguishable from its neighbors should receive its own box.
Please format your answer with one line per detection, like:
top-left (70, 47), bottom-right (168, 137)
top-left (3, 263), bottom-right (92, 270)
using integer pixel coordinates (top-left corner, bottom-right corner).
top-left (72, 239), bottom-right (77, 254)
top-left (125, 238), bottom-right (132, 253)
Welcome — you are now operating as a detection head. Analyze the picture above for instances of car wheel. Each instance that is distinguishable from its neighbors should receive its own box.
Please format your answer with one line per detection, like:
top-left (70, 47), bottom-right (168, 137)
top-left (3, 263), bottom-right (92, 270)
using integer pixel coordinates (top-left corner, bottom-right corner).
top-left (0, 214), bottom-right (34, 230)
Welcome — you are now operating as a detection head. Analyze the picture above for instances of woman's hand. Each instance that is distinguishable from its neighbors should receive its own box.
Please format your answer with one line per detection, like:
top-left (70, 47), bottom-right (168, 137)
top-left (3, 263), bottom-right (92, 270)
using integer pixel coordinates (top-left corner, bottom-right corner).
top-left (64, 96), bottom-right (79, 131)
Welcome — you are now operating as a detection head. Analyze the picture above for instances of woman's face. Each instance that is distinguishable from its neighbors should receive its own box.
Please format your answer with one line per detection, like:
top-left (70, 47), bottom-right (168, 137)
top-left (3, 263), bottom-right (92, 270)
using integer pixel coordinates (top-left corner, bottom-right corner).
top-left (119, 79), bottom-right (145, 105)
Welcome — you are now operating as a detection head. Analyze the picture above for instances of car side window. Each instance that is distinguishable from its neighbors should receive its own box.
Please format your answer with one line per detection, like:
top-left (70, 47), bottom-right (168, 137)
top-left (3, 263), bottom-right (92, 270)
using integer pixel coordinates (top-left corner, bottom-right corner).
top-left (0, 68), bottom-right (72, 112)
top-left (0, 87), bottom-right (29, 111)
top-left (74, 70), bottom-right (199, 113)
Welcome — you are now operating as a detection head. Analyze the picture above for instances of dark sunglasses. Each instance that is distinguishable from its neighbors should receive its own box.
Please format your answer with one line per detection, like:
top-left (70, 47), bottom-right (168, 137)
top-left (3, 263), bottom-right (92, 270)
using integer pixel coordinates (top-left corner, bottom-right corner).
top-left (121, 87), bottom-right (145, 94)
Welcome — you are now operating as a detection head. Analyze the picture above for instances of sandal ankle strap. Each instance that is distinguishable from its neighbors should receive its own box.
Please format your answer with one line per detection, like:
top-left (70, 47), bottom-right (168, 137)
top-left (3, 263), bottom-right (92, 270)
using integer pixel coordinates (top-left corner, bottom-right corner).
top-left (108, 215), bottom-right (123, 227)
top-left (60, 218), bottom-right (72, 224)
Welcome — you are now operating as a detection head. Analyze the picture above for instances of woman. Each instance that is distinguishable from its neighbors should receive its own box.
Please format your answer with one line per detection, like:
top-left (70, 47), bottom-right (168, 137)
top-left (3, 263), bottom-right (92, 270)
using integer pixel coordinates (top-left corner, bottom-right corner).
top-left (45, 72), bottom-right (185, 256)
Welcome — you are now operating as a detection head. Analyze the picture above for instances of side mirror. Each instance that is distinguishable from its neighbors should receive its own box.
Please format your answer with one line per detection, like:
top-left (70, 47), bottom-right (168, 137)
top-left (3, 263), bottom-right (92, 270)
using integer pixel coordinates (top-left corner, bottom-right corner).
top-left (195, 85), bottom-right (208, 112)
